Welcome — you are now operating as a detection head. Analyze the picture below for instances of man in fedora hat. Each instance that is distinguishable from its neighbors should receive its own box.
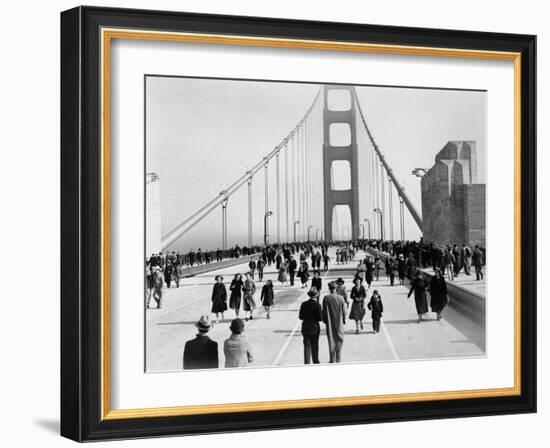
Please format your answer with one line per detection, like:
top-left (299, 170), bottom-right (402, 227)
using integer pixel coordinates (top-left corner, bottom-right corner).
top-left (223, 318), bottom-right (253, 368)
top-left (299, 287), bottom-right (323, 364)
top-left (183, 315), bottom-right (218, 370)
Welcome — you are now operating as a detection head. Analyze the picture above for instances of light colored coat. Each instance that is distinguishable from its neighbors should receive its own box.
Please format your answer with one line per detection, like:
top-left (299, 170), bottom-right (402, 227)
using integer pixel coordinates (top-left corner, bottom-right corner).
top-left (322, 293), bottom-right (347, 350)
top-left (224, 334), bottom-right (253, 368)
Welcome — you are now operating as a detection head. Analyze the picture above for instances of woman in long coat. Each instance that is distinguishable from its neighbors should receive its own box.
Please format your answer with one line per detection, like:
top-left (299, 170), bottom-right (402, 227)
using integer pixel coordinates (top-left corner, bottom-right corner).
top-left (298, 261), bottom-right (310, 288)
top-left (211, 275), bottom-right (227, 322)
top-left (407, 271), bottom-right (428, 322)
top-left (364, 257), bottom-right (374, 288)
top-left (229, 274), bottom-right (244, 317)
top-left (242, 272), bottom-right (257, 320)
top-left (397, 254), bottom-right (406, 285)
top-left (429, 267), bottom-right (448, 320)
top-left (349, 277), bottom-right (367, 333)
top-left (278, 260), bottom-right (288, 286)
top-left (261, 279), bottom-right (275, 319)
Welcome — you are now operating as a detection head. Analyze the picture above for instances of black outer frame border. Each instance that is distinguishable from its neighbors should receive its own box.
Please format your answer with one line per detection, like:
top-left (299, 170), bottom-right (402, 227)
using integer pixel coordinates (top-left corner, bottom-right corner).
top-left (60, 5), bottom-right (537, 442)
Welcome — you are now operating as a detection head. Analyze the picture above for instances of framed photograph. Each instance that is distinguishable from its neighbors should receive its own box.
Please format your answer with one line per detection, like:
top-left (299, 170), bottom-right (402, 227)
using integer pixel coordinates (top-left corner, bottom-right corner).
top-left (60, 6), bottom-right (536, 441)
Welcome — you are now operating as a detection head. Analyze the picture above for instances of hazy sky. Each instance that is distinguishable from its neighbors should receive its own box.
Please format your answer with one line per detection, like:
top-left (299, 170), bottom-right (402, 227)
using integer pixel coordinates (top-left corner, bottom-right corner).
top-left (146, 76), bottom-right (486, 252)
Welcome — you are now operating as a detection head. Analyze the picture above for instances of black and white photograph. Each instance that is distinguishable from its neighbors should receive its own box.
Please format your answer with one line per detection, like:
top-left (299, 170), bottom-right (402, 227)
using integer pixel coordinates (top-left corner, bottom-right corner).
top-left (145, 77), bottom-right (487, 372)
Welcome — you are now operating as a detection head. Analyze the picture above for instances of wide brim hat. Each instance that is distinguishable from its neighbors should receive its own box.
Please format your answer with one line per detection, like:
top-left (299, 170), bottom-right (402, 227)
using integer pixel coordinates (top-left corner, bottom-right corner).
top-left (195, 315), bottom-right (211, 332)
top-left (336, 277), bottom-right (345, 285)
top-left (307, 287), bottom-right (320, 298)
top-left (215, 275), bottom-right (224, 281)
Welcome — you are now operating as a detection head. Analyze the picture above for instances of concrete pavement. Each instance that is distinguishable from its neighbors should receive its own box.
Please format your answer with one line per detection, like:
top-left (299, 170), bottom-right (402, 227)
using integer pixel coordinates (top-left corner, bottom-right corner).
top-left (146, 248), bottom-right (485, 372)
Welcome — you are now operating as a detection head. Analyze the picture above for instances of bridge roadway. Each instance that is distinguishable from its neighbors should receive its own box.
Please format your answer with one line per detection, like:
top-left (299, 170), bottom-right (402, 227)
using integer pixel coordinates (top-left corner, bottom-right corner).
top-left (146, 247), bottom-right (485, 372)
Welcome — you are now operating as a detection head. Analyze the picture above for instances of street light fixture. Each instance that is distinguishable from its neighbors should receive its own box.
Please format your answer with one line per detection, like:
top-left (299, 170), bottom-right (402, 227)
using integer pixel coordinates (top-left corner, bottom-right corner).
top-left (374, 208), bottom-right (384, 240)
top-left (363, 218), bottom-right (371, 239)
top-left (293, 220), bottom-right (300, 243)
top-left (412, 168), bottom-right (429, 178)
top-left (264, 211), bottom-right (273, 245)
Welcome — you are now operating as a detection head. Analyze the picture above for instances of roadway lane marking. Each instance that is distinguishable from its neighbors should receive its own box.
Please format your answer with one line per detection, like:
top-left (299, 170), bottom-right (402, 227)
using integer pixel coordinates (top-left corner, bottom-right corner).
top-left (273, 319), bottom-right (301, 366)
top-left (380, 319), bottom-right (400, 360)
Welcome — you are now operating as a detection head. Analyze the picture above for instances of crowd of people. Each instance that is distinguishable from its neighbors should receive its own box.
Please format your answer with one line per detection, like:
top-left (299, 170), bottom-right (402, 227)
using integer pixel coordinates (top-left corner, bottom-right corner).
top-left (174, 236), bottom-right (486, 369)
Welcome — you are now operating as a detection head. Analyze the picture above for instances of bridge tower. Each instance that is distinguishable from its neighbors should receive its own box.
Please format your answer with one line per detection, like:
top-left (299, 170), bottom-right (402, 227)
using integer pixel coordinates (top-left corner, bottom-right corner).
top-left (322, 85), bottom-right (360, 241)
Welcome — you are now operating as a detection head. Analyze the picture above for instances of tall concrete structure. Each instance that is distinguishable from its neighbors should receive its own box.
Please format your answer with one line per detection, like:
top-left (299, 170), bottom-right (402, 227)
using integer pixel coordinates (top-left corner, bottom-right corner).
top-left (146, 172), bottom-right (162, 256)
top-left (421, 141), bottom-right (486, 246)
top-left (322, 85), bottom-right (360, 240)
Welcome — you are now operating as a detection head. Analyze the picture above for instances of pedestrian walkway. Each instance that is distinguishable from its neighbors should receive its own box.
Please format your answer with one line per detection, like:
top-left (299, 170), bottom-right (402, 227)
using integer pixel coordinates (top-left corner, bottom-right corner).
top-left (146, 247), bottom-right (486, 372)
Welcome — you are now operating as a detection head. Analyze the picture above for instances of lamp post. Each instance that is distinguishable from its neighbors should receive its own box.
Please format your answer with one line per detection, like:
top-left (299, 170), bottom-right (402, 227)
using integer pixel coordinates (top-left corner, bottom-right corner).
top-left (363, 218), bottom-right (371, 239)
top-left (360, 224), bottom-right (365, 239)
top-left (307, 225), bottom-right (313, 242)
top-left (411, 168), bottom-right (429, 178)
top-left (293, 220), bottom-right (300, 243)
top-left (264, 211), bottom-right (273, 246)
top-left (374, 208), bottom-right (384, 240)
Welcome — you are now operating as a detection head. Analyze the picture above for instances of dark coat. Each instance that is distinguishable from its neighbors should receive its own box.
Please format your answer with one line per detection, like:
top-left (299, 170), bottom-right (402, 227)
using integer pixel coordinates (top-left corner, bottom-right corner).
top-left (211, 282), bottom-right (228, 313)
top-left (261, 284), bottom-right (274, 306)
top-left (229, 279), bottom-right (244, 310)
top-left (367, 296), bottom-right (384, 318)
top-left (408, 277), bottom-right (428, 314)
top-left (472, 248), bottom-right (484, 266)
top-left (299, 298), bottom-right (323, 335)
top-left (183, 335), bottom-right (218, 370)
top-left (311, 277), bottom-right (322, 293)
top-left (429, 276), bottom-right (448, 313)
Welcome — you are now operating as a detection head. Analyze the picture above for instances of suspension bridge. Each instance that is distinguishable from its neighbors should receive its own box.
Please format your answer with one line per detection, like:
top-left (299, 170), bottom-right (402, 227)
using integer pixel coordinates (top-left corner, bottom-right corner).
top-left (145, 84), bottom-right (487, 371)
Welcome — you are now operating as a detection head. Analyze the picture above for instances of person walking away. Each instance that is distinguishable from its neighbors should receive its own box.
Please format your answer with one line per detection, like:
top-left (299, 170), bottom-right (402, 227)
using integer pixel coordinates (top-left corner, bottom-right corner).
top-left (278, 260), bottom-right (288, 287)
top-left (211, 275), bottom-right (227, 323)
top-left (151, 266), bottom-right (164, 309)
top-left (248, 258), bottom-right (257, 280)
top-left (229, 273), bottom-right (244, 317)
top-left (311, 270), bottom-right (322, 297)
top-left (472, 245), bottom-right (484, 280)
top-left (407, 271), bottom-right (429, 322)
top-left (288, 256), bottom-right (297, 286)
top-left (257, 257), bottom-right (266, 282)
top-left (261, 279), bottom-right (275, 319)
top-left (367, 290), bottom-right (384, 333)
top-left (429, 267), bottom-right (448, 320)
top-left (335, 277), bottom-right (349, 309)
top-left (322, 282), bottom-right (347, 363)
top-left (349, 277), bottom-right (367, 333)
top-left (224, 318), bottom-right (253, 368)
top-left (183, 315), bottom-right (218, 369)
top-left (299, 287), bottom-right (323, 364)
top-left (243, 272), bottom-right (257, 320)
